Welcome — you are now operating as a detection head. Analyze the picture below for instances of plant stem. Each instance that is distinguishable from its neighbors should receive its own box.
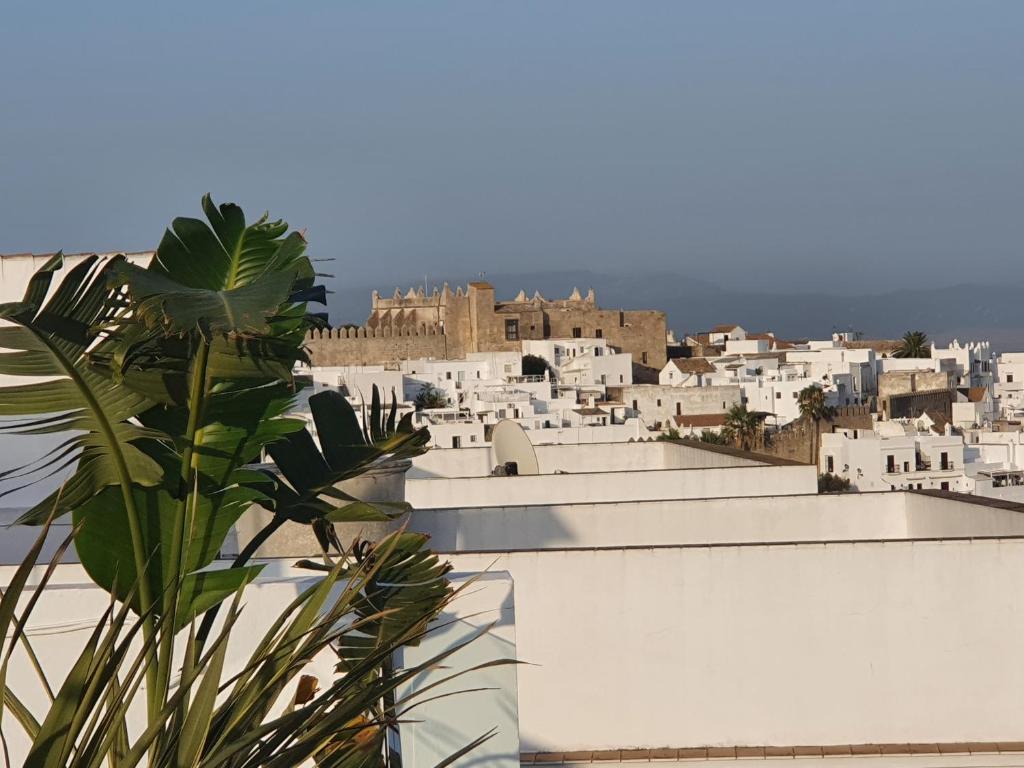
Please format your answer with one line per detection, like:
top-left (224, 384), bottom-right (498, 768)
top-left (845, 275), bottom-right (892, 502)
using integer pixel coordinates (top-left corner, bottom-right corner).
top-left (153, 340), bottom-right (211, 715)
top-left (194, 514), bottom-right (285, 651)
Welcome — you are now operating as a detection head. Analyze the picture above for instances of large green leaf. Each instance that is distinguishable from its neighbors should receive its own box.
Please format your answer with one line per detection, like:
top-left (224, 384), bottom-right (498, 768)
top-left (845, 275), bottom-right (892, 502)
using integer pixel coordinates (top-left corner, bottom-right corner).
top-left (63, 196), bottom-right (323, 621)
top-left (151, 194), bottom-right (310, 292)
top-left (111, 260), bottom-right (297, 338)
top-left (0, 254), bottom-right (166, 523)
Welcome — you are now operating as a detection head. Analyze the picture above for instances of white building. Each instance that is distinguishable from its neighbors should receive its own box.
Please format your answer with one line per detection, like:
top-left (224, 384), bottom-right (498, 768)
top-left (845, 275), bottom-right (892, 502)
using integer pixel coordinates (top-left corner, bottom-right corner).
top-left (785, 341), bottom-right (877, 402)
top-left (932, 339), bottom-right (994, 389)
top-left (616, 383), bottom-right (742, 430)
top-left (994, 351), bottom-right (1024, 417)
top-left (707, 323), bottom-right (747, 345)
top-left (819, 423), bottom-right (969, 492)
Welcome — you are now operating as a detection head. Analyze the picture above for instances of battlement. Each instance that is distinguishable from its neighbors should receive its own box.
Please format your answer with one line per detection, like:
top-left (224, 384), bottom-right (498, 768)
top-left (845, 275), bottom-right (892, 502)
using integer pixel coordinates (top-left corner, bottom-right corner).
top-left (369, 282), bottom-right (598, 310)
top-left (308, 323), bottom-right (444, 340)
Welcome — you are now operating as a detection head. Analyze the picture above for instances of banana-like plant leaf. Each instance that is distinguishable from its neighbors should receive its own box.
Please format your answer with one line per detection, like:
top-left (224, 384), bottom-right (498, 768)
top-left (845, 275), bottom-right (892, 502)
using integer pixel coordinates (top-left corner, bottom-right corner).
top-left (0, 254), bottom-right (167, 523)
top-left (111, 260), bottom-right (297, 338)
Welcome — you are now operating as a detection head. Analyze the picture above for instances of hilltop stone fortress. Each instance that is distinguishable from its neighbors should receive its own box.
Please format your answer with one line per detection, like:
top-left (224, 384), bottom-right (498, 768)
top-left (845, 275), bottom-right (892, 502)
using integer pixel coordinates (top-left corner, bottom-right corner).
top-left (305, 281), bottom-right (667, 376)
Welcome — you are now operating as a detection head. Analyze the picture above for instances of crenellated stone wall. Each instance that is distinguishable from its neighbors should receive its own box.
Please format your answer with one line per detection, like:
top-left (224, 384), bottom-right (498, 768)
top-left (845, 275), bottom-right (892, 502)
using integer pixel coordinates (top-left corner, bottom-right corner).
top-left (308, 282), bottom-right (667, 369)
top-left (304, 324), bottom-right (448, 366)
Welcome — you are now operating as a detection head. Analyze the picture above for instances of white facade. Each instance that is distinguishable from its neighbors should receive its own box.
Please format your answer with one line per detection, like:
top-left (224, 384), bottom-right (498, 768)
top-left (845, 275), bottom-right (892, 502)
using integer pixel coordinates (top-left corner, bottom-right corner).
top-left (932, 339), bottom-right (994, 389)
top-left (994, 352), bottom-right (1024, 417)
top-left (820, 426), bottom-right (969, 492)
top-left (785, 342), bottom-right (877, 401)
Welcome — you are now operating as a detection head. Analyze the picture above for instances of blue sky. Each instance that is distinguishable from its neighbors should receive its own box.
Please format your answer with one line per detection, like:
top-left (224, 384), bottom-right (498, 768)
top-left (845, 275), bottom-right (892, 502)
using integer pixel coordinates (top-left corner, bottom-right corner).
top-left (1, 1), bottom-right (1022, 297)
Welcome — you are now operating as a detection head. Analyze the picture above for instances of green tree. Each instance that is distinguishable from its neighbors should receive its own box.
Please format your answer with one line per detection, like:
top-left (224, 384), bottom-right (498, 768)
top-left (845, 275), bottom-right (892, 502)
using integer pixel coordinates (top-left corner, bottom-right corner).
top-left (723, 404), bottom-right (765, 451)
top-left (414, 382), bottom-right (449, 409)
top-left (894, 330), bottom-right (931, 358)
top-left (0, 197), bottom-right (502, 766)
top-left (797, 385), bottom-right (836, 465)
top-left (521, 353), bottom-right (552, 378)
top-left (818, 472), bottom-right (852, 493)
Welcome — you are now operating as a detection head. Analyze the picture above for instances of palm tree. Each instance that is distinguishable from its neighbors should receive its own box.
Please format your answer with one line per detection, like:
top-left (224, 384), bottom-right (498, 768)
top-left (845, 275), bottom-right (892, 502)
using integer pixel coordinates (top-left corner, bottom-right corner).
top-left (724, 404), bottom-right (765, 451)
top-left (895, 330), bottom-right (931, 358)
top-left (797, 384), bottom-right (835, 466)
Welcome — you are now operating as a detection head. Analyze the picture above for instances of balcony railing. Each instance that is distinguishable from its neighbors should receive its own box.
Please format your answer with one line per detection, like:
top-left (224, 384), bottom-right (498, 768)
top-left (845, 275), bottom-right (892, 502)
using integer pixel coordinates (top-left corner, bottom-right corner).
top-left (474, 389), bottom-right (532, 403)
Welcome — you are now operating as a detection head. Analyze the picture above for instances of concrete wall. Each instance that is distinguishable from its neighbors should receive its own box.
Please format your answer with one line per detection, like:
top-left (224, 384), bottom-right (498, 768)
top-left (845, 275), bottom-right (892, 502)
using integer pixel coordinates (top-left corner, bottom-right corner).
top-left (447, 538), bottom-right (1024, 752)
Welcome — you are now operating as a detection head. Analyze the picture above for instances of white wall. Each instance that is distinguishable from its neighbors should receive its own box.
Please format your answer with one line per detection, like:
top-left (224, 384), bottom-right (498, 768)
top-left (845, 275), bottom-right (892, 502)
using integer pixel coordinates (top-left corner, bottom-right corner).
top-left (409, 440), bottom-right (769, 480)
top-left (448, 538), bottom-right (1024, 752)
top-left (406, 464), bottom-right (816, 509)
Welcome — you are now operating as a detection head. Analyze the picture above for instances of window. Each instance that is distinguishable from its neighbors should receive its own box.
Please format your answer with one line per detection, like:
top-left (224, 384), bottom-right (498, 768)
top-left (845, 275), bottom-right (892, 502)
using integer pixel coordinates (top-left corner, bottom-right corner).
top-left (619, 311), bottom-right (625, 328)
top-left (676, 402), bottom-right (682, 416)
top-left (656, 399), bottom-right (662, 407)
top-left (940, 451), bottom-right (949, 470)
top-left (886, 455), bottom-right (895, 473)
top-left (619, 374), bottom-right (624, 383)
top-left (505, 319), bottom-right (519, 341)
top-left (595, 329), bottom-right (603, 338)
top-left (600, 374), bottom-right (607, 384)
top-left (826, 456), bottom-right (834, 473)
top-left (792, 391), bottom-right (797, 398)
top-left (572, 327), bottom-right (582, 338)
top-left (451, 436), bottom-right (461, 448)
top-left (1008, 374), bottom-right (1015, 383)
top-left (940, 481), bottom-right (950, 491)
top-left (775, 392), bottom-right (782, 399)
top-left (632, 400), bottom-right (638, 411)
top-left (917, 483), bottom-right (923, 490)
top-left (470, 435), bottom-right (478, 443)
top-left (445, 371), bottom-right (452, 380)
top-left (642, 352), bottom-right (648, 365)
top-left (903, 461), bottom-right (910, 472)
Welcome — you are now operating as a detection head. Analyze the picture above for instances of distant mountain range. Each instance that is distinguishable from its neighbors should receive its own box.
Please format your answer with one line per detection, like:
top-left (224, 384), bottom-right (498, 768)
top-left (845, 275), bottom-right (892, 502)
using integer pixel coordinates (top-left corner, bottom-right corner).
top-left (324, 270), bottom-right (1024, 352)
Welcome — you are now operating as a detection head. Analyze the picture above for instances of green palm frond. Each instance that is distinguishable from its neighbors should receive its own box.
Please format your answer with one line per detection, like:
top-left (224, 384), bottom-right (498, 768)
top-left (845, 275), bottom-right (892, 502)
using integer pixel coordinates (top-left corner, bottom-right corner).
top-left (0, 253), bottom-right (167, 524)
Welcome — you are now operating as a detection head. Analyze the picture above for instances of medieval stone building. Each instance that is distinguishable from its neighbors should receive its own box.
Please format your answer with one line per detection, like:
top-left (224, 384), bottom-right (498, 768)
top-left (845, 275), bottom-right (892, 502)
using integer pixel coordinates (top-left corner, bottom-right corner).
top-left (305, 282), bottom-right (667, 376)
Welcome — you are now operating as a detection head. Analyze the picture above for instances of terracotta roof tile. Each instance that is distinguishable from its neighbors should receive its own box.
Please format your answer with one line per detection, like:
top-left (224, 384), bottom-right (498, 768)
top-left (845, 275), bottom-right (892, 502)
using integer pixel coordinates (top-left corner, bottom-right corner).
top-left (671, 358), bottom-right (716, 375)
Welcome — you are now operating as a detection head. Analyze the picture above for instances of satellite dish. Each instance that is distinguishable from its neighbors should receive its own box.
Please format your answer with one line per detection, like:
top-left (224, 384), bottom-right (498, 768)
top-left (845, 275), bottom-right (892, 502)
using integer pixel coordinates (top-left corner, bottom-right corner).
top-left (491, 420), bottom-right (540, 476)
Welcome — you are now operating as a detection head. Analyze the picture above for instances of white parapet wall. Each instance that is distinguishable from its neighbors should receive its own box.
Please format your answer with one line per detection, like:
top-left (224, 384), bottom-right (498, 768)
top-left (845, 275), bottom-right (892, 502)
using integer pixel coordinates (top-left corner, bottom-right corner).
top-left (449, 538), bottom-right (1024, 753)
top-left (406, 491), bottom-right (1024, 755)
top-left (409, 440), bottom-right (773, 480)
top-left (410, 490), bottom-right (1024, 552)
top-left (407, 464), bottom-right (817, 509)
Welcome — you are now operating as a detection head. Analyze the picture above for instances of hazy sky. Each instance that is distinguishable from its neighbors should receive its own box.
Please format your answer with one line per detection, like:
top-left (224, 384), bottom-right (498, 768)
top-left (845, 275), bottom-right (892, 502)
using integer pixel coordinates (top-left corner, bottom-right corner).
top-left (2, 1), bottom-right (1022, 298)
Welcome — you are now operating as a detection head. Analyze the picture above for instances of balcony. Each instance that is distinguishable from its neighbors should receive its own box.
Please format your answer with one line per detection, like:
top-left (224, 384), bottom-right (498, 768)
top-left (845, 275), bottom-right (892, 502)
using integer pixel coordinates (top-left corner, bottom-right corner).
top-left (475, 389), bottom-right (532, 404)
